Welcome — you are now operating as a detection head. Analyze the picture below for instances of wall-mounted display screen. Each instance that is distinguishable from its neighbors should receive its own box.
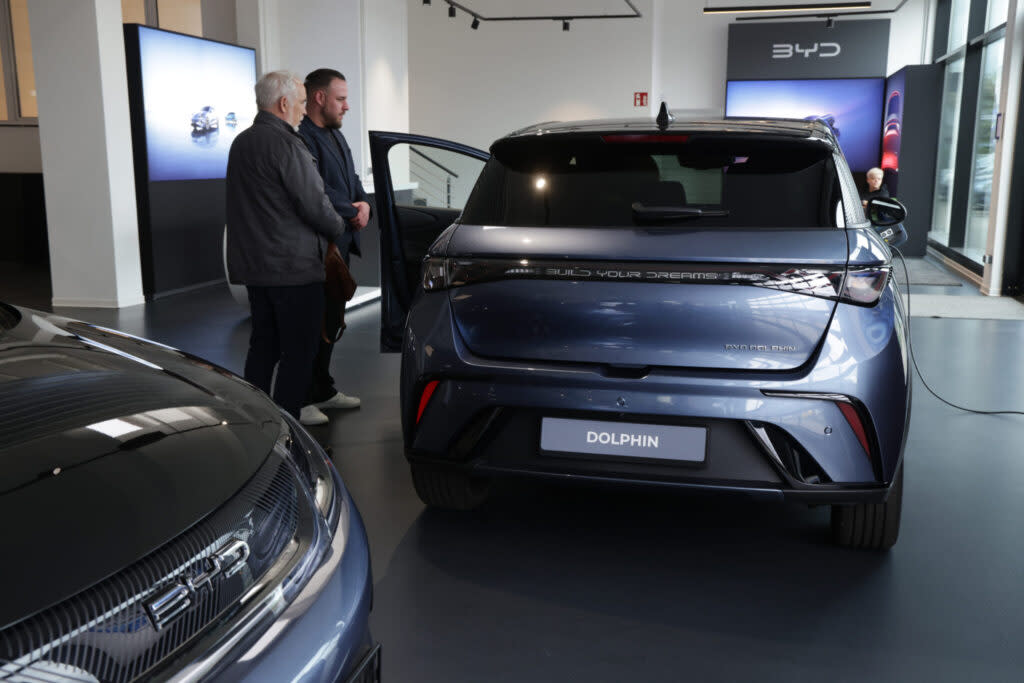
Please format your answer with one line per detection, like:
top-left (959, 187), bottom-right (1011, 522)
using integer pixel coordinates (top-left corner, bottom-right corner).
top-left (725, 78), bottom-right (885, 172)
top-left (135, 26), bottom-right (256, 181)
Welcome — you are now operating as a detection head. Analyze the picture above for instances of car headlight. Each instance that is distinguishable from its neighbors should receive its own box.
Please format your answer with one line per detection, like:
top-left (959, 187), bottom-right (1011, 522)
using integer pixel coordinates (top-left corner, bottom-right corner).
top-left (275, 411), bottom-right (345, 535)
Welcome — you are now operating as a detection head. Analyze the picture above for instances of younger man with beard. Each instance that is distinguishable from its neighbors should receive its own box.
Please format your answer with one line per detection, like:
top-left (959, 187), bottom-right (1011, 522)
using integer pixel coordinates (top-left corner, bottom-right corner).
top-left (297, 68), bottom-right (372, 425)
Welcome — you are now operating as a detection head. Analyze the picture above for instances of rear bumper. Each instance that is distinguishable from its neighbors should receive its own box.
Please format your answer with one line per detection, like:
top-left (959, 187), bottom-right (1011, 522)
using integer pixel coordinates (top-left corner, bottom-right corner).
top-left (401, 290), bottom-right (910, 504)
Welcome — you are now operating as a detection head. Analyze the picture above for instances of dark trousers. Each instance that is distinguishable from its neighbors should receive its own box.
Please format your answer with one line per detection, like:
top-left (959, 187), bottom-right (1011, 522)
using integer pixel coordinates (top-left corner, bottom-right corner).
top-left (245, 283), bottom-right (324, 419)
top-left (309, 233), bottom-right (354, 404)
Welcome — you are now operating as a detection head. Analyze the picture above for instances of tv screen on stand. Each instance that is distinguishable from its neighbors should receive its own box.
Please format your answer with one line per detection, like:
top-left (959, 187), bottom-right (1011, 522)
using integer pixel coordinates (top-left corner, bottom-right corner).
top-left (725, 78), bottom-right (885, 173)
top-left (124, 24), bottom-right (257, 299)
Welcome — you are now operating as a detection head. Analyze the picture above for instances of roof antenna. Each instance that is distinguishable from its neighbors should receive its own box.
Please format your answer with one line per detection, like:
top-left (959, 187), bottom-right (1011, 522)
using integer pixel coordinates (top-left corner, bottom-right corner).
top-left (656, 102), bottom-right (674, 130)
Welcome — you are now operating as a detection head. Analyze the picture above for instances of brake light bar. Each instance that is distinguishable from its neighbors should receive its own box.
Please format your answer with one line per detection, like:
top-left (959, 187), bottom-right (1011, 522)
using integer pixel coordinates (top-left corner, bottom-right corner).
top-left (421, 257), bottom-right (890, 306)
top-left (601, 134), bottom-right (690, 143)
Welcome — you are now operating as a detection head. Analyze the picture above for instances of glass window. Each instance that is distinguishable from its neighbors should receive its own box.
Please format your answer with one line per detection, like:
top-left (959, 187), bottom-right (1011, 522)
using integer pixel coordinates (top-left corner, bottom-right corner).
top-left (390, 143), bottom-right (486, 211)
top-left (156, 0), bottom-right (202, 36)
top-left (461, 137), bottom-right (845, 229)
top-left (9, 0), bottom-right (36, 118)
top-left (930, 57), bottom-right (965, 246)
top-left (987, 0), bottom-right (1009, 30)
top-left (964, 38), bottom-right (1005, 262)
top-left (948, 0), bottom-right (970, 52)
top-left (122, 0), bottom-right (147, 24)
top-left (0, 38), bottom-right (8, 120)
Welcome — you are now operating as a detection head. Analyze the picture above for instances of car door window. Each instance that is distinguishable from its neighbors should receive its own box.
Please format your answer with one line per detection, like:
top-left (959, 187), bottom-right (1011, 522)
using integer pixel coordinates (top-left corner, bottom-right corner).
top-left (388, 143), bottom-right (486, 211)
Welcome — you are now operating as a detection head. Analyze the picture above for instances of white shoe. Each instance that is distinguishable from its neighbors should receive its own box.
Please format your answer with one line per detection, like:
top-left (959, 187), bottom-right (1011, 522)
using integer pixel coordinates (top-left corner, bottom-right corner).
top-left (299, 404), bottom-right (329, 425)
top-left (315, 391), bottom-right (361, 410)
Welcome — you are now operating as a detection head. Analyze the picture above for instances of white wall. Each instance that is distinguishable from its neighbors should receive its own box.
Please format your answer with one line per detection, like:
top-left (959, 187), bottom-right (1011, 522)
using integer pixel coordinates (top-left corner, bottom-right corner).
top-left (655, 0), bottom-right (931, 118)
top-left (407, 0), bottom-right (655, 152)
top-left (409, 0), bottom-right (932, 148)
top-left (363, 0), bottom-right (410, 183)
top-left (275, 0), bottom-right (365, 174)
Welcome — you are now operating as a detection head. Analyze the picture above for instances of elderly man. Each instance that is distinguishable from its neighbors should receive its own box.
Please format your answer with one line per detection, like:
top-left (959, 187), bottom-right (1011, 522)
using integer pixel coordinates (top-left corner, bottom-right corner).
top-left (296, 68), bottom-right (371, 425)
top-left (861, 167), bottom-right (890, 208)
top-left (226, 70), bottom-right (346, 419)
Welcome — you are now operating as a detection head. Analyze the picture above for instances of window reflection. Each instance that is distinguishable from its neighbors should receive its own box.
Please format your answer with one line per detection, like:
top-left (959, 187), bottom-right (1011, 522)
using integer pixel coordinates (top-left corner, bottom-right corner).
top-left (929, 57), bottom-right (965, 247)
top-left (963, 38), bottom-right (1004, 264)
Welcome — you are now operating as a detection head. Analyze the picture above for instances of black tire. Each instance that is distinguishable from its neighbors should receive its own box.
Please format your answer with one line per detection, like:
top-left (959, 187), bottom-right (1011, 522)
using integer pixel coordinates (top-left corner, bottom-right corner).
top-left (410, 463), bottom-right (490, 510)
top-left (831, 461), bottom-right (904, 550)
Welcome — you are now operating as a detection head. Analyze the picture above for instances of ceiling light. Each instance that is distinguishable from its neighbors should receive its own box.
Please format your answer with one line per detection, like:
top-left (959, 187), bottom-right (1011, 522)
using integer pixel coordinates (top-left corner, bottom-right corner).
top-left (471, 17), bottom-right (480, 29)
top-left (423, 0), bottom-right (430, 5)
top-left (449, 5), bottom-right (456, 17)
top-left (563, 19), bottom-right (570, 30)
top-left (703, 2), bottom-right (870, 14)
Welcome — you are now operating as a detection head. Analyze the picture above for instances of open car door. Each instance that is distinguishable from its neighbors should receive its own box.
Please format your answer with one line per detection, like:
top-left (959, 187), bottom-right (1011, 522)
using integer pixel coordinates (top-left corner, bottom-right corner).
top-left (369, 131), bottom-right (489, 351)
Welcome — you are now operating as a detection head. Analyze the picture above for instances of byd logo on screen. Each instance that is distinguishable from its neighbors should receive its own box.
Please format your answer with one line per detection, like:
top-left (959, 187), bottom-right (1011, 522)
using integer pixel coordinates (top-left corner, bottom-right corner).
top-left (772, 42), bottom-right (841, 59)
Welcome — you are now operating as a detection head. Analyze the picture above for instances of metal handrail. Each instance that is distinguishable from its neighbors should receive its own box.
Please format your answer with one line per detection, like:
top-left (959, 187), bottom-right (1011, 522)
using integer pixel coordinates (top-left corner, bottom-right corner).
top-left (410, 147), bottom-right (459, 178)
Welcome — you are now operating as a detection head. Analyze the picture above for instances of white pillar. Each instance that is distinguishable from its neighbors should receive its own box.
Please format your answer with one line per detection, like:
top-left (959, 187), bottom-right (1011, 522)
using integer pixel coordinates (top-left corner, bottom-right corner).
top-left (28, 0), bottom-right (144, 308)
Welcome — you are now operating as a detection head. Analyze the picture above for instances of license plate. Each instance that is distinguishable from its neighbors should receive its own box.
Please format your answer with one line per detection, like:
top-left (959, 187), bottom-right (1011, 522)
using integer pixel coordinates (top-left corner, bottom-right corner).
top-left (540, 417), bottom-right (707, 463)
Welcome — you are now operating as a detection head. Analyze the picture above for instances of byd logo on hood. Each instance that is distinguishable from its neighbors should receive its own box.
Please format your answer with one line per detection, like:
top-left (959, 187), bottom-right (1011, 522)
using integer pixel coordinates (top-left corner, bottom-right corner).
top-left (772, 42), bottom-right (841, 59)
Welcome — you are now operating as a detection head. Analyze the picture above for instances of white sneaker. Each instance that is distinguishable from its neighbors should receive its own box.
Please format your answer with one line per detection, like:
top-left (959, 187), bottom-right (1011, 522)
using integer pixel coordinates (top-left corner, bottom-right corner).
top-left (315, 391), bottom-right (361, 410)
top-left (299, 404), bottom-right (329, 425)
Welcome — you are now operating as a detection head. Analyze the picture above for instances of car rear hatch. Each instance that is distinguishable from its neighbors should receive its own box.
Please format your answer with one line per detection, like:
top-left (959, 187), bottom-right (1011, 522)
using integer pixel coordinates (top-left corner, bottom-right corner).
top-left (438, 130), bottom-right (869, 371)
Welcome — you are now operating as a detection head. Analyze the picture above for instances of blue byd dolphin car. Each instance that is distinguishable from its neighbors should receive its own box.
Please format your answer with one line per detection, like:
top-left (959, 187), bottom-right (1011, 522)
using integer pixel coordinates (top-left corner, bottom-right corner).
top-left (370, 115), bottom-right (911, 550)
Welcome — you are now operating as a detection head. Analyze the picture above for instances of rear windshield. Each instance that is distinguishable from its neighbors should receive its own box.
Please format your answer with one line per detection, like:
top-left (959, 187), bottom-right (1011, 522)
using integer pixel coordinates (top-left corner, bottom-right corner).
top-left (461, 135), bottom-right (846, 228)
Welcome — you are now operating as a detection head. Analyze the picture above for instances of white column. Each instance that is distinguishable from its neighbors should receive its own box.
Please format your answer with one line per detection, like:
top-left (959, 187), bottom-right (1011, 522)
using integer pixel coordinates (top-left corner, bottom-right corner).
top-left (27, 0), bottom-right (144, 308)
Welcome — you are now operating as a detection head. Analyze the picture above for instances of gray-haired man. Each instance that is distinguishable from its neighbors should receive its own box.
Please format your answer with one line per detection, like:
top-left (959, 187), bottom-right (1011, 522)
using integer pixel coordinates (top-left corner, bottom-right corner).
top-left (225, 70), bottom-right (346, 419)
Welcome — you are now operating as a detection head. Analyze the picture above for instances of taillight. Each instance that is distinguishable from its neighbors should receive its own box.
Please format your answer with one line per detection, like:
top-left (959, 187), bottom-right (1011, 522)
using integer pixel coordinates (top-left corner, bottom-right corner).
top-left (416, 380), bottom-right (440, 424)
top-left (837, 401), bottom-right (872, 462)
top-left (839, 267), bottom-right (890, 305)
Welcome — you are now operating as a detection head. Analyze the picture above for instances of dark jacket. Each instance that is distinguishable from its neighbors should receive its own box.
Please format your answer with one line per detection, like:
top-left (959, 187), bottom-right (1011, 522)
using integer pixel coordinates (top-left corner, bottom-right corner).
top-left (298, 116), bottom-right (371, 257)
top-left (226, 111), bottom-right (345, 286)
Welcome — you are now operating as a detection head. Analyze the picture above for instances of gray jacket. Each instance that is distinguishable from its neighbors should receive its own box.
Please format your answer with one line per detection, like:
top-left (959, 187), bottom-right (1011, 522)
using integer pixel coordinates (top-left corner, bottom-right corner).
top-left (225, 111), bottom-right (345, 286)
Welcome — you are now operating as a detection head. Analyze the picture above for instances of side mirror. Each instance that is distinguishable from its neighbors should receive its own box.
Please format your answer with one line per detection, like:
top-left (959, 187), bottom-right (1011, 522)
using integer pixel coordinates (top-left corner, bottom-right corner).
top-left (866, 196), bottom-right (907, 226)
top-left (867, 197), bottom-right (908, 248)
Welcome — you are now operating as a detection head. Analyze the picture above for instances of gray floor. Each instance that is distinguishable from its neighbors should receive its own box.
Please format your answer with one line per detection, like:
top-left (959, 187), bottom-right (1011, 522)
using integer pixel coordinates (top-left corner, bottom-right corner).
top-left (4, 265), bottom-right (1024, 682)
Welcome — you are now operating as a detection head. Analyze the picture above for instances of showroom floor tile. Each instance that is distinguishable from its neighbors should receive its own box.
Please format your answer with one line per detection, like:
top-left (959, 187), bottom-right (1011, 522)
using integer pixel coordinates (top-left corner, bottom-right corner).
top-left (5, 278), bottom-right (1024, 682)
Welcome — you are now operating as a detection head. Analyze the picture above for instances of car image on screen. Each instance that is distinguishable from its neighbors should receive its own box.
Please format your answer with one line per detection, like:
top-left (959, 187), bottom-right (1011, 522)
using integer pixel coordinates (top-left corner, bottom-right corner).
top-left (372, 116), bottom-right (911, 551)
top-left (191, 104), bottom-right (219, 132)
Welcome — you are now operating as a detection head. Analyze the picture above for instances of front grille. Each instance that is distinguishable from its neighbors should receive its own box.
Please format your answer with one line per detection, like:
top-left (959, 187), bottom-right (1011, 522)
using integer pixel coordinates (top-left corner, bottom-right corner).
top-left (0, 452), bottom-right (310, 683)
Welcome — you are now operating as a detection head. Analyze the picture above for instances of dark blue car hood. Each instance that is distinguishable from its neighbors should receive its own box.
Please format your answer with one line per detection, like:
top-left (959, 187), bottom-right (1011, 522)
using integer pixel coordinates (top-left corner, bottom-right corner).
top-left (0, 304), bottom-right (281, 628)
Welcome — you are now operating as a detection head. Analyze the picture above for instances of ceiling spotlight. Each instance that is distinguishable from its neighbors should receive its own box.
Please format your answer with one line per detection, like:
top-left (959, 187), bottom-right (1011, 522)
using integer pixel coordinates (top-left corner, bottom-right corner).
top-left (471, 17), bottom-right (480, 29)
top-left (563, 19), bottom-right (570, 31)
top-left (825, 16), bottom-right (835, 27)
top-left (448, 5), bottom-right (456, 18)
top-left (422, 0), bottom-right (430, 5)
top-left (702, 2), bottom-right (869, 14)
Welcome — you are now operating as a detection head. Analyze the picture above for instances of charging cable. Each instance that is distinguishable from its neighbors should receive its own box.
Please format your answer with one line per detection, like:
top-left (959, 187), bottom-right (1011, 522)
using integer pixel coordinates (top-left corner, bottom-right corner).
top-left (892, 246), bottom-right (1024, 416)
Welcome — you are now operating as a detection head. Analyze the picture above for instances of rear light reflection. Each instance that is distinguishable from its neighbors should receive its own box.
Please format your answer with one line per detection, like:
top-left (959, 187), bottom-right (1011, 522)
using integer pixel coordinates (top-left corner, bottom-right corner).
top-left (837, 401), bottom-right (872, 461)
top-left (416, 380), bottom-right (440, 424)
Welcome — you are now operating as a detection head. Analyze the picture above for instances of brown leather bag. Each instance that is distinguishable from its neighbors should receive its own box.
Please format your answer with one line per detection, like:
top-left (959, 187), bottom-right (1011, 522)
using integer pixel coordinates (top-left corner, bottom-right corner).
top-left (323, 242), bottom-right (357, 343)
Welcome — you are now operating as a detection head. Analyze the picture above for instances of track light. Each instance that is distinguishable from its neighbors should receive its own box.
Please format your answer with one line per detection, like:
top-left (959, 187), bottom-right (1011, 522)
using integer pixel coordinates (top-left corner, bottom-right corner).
top-left (563, 19), bottom-right (570, 31)
top-left (703, 2), bottom-right (869, 14)
top-left (448, 5), bottom-right (456, 17)
top-left (825, 16), bottom-right (835, 27)
top-left (471, 17), bottom-right (480, 29)
top-left (422, 0), bottom-right (430, 5)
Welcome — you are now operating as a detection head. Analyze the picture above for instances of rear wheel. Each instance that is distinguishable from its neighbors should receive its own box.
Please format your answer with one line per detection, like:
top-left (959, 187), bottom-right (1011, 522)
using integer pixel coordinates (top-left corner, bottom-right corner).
top-left (831, 462), bottom-right (904, 550)
top-left (410, 463), bottom-right (490, 510)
